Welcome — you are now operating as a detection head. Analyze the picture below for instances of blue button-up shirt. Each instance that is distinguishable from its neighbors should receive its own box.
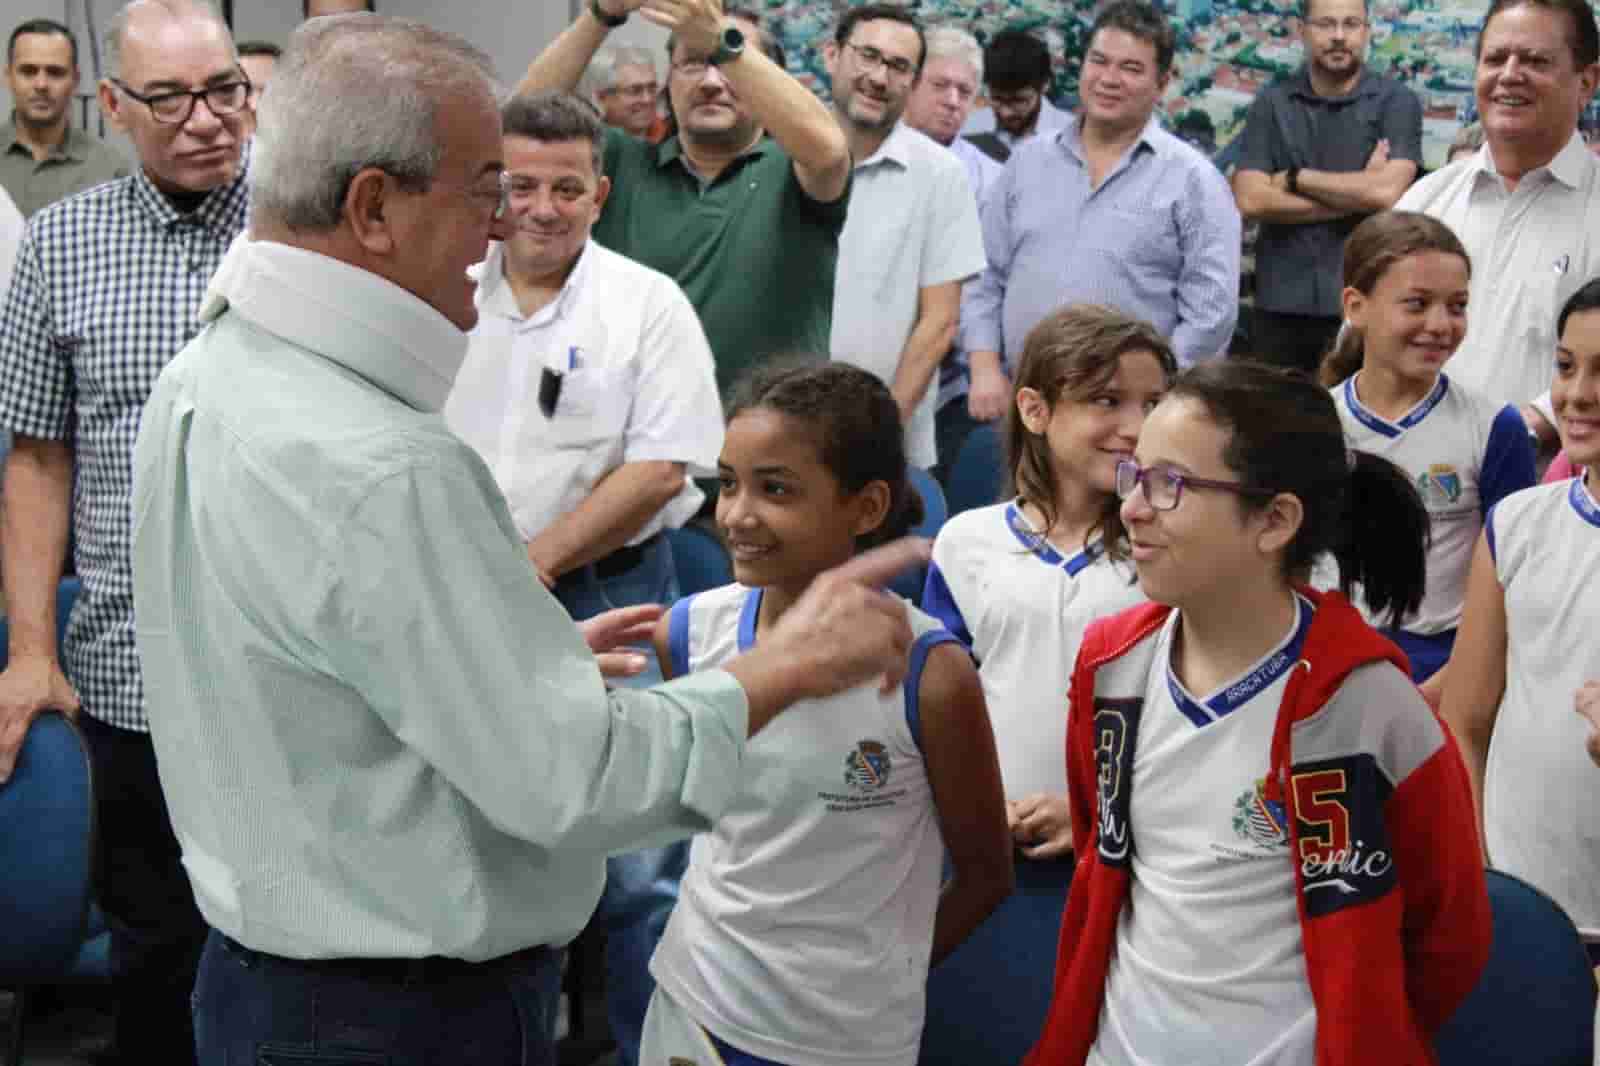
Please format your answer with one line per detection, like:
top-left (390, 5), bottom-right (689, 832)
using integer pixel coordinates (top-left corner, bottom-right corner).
top-left (963, 116), bottom-right (1241, 367)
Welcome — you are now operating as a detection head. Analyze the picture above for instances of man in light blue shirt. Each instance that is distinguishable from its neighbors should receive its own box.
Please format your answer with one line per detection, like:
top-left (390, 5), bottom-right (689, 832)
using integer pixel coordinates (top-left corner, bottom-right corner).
top-left (963, 1), bottom-right (1241, 379)
top-left (130, 15), bottom-right (922, 1066)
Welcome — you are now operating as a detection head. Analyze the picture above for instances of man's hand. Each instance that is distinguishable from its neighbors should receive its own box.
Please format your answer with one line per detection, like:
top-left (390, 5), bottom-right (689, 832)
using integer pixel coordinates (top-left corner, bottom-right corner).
top-left (1365, 138), bottom-right (1391, 171)
top-left (1008, 792), bottom-right (1074, 859)
top-left (640, 0), bottom-right (726, 55)
top-left (967, 356), bottom-right (1011, 422)
top-left (580, 604), bottom-right (664, 681)
top-left (1575, 681), bottom-right (1600, 768)
top-left (1521, 403), bottom-right (1559, 450)
top-left (0, 654), bottom-right (81, 782)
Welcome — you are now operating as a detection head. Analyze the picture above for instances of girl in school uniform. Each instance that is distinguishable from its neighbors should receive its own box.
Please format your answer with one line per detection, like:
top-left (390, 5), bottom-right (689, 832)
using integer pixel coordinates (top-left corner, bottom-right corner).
top-left (918, 304), bottom-right (1176, 1066)
top-left (1444, 277), bottom-right (1600, 963)
top-left (1029, 360), bottom-right (1490, 1066)
top-left (1318, 210), bottom-right (1537, 681)
top-left (640, 363), bottom-right (1012, 1066)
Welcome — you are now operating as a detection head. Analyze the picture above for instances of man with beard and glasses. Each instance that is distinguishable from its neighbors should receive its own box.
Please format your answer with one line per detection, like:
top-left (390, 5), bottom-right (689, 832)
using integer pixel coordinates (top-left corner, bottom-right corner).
top-left (961, 29), bottom-right (1070, 163)
top-left (1233, 0), bottom-right (1422, 374)
top-left (0, 19), bottom-right (128, 218)
top-left (519, 0), bottom-right (850, 400)
top-left (1398, 0), bottom-right (1600, 448)
top-left (824, 4), bottom-right (984, 471)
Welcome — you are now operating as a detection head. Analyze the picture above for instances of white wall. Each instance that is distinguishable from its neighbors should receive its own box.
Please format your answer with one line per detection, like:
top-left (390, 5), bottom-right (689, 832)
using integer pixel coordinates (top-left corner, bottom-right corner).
top-left (0, 0), bottom-right (599, 146)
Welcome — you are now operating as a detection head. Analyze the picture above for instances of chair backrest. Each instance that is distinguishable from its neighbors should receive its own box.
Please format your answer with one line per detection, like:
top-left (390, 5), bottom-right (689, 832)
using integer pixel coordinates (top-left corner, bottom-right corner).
top-left (0, 710), bottom-right (95, 981)
top-left (908, 466), bottom-right (948, 540)
top-left (665, 524), bottom-right (733, 598)
top-left (1435, 868), bottom-right (1597, 1066)
top-left (945, 423), bottom-right (1004, 517)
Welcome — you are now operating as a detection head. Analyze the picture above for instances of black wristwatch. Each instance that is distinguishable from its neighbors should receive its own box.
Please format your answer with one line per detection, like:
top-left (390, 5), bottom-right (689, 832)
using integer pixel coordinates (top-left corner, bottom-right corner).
top-left (708, 24), bottom-right (746, 66)
top-left (1286, 166), bottom-right (1301, 195)
top-left (589, 0), bottom-right (628, 28)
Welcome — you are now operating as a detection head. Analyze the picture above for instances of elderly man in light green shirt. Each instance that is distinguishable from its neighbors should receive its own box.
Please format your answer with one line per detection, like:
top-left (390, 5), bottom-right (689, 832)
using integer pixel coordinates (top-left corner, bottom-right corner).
top-left (129, 15), bottom-right (922, 1064)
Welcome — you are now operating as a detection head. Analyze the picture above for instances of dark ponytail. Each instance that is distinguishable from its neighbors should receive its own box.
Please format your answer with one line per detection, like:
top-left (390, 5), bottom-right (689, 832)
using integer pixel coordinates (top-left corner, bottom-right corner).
top-left (1169, 360), bottom-right (1428, 627)
top-left (1337, 450), bottom-right (1428, 626)
top-left (1318, 210), bottom-right (1472, 389)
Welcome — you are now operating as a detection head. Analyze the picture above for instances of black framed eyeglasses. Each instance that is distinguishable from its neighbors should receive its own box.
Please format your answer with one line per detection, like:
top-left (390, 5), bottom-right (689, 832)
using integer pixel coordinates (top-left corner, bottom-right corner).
top-left (844, 43), bottom-right (917, 79)
top-left (1115, 458), bottom-right (1273, 512)
top-left (111, 78), bottom-right (251, 125)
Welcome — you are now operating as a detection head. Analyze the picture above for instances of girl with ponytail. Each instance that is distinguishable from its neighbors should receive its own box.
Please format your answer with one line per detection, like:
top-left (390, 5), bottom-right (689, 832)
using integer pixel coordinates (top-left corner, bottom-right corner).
top-left (1025, 360), bottom-right (1489, 1066)
top-left (1318, 210), bottom-right (1536, 680)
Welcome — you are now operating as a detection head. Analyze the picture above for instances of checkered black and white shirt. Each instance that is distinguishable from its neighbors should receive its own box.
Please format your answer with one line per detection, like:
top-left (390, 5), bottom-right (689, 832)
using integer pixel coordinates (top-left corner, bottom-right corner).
top-left (0, 162), bottom-right (250, 732)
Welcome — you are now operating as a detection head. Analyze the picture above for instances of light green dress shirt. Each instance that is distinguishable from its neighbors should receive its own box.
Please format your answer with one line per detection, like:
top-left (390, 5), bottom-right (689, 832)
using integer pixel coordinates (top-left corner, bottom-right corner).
top-left (131, 237), bottom-right (749, 962)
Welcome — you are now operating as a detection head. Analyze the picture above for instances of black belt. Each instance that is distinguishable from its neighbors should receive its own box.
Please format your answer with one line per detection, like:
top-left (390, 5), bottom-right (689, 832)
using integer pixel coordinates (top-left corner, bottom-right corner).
top-left (586, 532), bottom-right (661, 581)
top-left (218, 933), bottom-right (554, 984)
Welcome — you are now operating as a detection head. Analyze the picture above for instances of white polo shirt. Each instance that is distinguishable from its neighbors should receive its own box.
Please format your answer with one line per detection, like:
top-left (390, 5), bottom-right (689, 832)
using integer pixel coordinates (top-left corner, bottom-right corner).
top-left (830, 121), bottom-right (985, 468)
top-left (445, 240), bottom-right (723, 545)
top-left (1396, 133), bottom-right (1600, 411)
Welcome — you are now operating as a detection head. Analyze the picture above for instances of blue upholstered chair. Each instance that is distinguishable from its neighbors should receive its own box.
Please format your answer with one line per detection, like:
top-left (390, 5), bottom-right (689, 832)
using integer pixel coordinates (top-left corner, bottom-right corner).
top-left (944, 422), bottom-right (1004, 518)
top-left (888, 468), bottom-right (948, 606)
top-left (0, 710), bottom-right (97, 1066)
top-left (1435, 869), bottom-right (1597, 1066)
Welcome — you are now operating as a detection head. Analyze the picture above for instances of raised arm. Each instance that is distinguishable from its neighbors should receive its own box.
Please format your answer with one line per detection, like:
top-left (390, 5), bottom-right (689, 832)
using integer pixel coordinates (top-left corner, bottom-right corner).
top-left (642, 0), bottom-right (850, 202)
top-left (515, 0), bottom-right (647, 96)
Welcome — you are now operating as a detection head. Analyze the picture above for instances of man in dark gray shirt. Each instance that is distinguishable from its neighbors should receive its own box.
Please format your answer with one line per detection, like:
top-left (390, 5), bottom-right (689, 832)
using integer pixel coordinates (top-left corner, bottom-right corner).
top-left (1232, 0), bottom-right (1422, 373)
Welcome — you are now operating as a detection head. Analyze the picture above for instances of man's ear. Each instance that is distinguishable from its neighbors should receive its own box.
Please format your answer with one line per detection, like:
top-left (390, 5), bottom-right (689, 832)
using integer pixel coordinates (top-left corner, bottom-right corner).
top-left (98, 79), bottom-right (127, 134)
top-left (344, 168), bottom-right (398, 255)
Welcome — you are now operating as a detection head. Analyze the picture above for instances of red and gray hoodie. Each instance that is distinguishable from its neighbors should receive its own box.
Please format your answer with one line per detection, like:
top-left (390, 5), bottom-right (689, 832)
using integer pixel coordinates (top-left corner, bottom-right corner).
top-left (1025, 588), bottom-right (1491, 1066)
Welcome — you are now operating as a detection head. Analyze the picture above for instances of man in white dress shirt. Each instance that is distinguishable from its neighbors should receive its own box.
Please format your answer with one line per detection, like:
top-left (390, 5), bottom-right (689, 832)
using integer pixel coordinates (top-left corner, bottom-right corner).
top-left (443, 89), bottom-right (723, 1065)
top-left (1397, 0), bottom-right (1600, 445)
top-left (131, 16), bottom-right (924, 1066)
top-left (823, 3), bottom-right (984, 471)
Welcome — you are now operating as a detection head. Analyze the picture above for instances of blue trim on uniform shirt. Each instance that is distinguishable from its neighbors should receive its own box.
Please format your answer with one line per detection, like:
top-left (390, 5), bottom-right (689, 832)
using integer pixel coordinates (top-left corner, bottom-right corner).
top-left (904, 628), bottom-right (963, 754)
top-left (920, 561), bottom-right (974, 649)
top-left (667, 595), bottom-right (697, 678)
top-left (737, 587), bottom-right (763, 652)
top-left (1167, 594), bottom-right (1314, 728)
top-left (1484, 500), bottom-right (1500, 564)
top-left (1479, 405), bottom-right (1539, 523)
top-left (1005, 502), bottom-right (1105, 576)
top-left (1570, 476), bottom-right (1600, 529)
top-left (1342, 373), bottom-right (1450, 440)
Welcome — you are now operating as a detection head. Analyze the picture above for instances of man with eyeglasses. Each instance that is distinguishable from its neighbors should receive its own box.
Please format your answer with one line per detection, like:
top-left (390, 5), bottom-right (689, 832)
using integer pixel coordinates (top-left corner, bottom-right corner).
top-left (1233, 0), bottom-right (1422, 374)
top-left (519, 0), bottom-right (850, 400)
top-left (589, 46), bottom-right (666, 141)
top-left (1398, 0), bottom-right (1600, 449)
top-left (0, 1), bottom-right (250, 1061)
top-left (823, 4), bottom-right (983, 471)
top-left (961, 29), bottom-right (1071, 162)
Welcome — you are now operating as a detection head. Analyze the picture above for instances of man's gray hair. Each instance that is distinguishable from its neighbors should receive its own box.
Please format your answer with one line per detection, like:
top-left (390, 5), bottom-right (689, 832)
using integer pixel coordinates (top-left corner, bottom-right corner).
top-left (250, 14), bottom-right (497, 232)
top-left (103, 0), bottom-right (237, 81)
top-left (502, 91), bottom-right (605, 178)
top-left (923, 25), bottom-right (983, 82)
top-left (587, 46), bottom-right (657, 94)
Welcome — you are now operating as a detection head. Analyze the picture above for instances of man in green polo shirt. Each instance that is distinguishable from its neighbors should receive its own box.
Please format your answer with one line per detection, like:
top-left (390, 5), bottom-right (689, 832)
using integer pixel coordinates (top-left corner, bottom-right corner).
top-left (519, 0), bottom-right (851, 399)
top-left (1, 19), bottom-right (128, 218)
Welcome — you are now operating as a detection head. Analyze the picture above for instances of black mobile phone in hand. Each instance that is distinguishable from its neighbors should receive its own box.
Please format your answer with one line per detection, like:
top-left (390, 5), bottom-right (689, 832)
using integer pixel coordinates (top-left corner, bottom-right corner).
top-left (539, 366), bottom-right (563, 418)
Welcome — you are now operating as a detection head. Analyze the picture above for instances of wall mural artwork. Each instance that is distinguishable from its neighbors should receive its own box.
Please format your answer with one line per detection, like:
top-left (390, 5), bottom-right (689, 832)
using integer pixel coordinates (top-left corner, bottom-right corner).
top-left (757, 0), bottom-right (1600, 170)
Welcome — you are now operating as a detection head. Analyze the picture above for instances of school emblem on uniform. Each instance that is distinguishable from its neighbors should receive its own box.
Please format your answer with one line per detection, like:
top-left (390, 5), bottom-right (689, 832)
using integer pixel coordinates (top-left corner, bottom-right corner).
top-left (1416, 464), bottom-right (1462, 507)
top-left (844, 740), bottom-right (892, 792)
top-left (1232, 777), bottom-right (1289, 850)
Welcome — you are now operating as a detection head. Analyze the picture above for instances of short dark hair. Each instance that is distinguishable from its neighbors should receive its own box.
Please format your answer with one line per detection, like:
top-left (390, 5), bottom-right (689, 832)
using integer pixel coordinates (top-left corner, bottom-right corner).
top-left (302, 0), bottom-right (377, 17)
top-left (501, 90), bottom-right (605, 178)
top-left (8, 18), bottom-right (77, 68)
top-left (1089, 0), bottom-right (1177, 73)
top-left (983, 28), bottom-right (1050, 92)
top-left (726, 362), bottom-right (924, 551)
top-left (834, 3), bottom-right (926, 72)
top-left (1476, 0), bottom-right (1600, 67)
top-left (1559, 276), bottom-right (1600, 339)
top-left (237, 40), bottom-right (283, 59)
top-left (1300, 0), bottom-right (1369, 18)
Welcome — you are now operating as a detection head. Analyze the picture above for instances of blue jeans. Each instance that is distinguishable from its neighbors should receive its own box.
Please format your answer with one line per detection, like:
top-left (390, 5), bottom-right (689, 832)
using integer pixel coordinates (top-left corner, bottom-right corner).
top-left (554, 533), bottom-right (689, 1066)
top-left (192, 931), bottom-right (562, 1066)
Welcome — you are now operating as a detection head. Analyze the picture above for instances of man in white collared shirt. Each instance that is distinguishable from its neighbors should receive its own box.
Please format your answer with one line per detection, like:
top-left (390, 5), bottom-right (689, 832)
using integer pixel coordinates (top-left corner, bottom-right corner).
top-left (443, 89), bottom-right (722, 1066)
top-left (445, 91), bottom-right (720, 628)
top-left (1397, 0), bottom-right (1600, 444)
top-left (824, 4), bottom-right (984, 471)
